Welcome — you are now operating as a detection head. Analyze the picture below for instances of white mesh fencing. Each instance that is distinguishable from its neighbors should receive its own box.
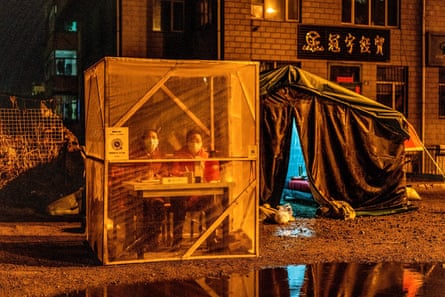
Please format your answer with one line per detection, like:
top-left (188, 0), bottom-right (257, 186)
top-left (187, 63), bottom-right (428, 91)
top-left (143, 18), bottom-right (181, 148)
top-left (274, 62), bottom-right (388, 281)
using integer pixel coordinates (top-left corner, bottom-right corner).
top-left (0, 108), bottom-right (65, 188)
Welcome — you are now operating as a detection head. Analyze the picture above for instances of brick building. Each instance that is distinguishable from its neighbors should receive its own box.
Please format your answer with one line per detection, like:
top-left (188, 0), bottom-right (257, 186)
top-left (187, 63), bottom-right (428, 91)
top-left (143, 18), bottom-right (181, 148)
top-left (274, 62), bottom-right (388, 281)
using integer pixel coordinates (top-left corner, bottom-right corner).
top-left (43, 0), bottom-right (445, 156)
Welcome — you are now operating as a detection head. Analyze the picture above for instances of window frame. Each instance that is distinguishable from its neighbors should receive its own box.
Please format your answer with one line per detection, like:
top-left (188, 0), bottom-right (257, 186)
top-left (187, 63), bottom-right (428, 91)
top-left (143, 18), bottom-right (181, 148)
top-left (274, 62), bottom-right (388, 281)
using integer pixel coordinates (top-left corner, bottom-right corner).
top-left (342, 0), bottom-right (399, 27)
top-left (329, 64), bottom-right (362, 94)
top-left (259, 60), bottom-right (301, 73)
top-left (251, 0), bottom-right (300, 22)
top-left (153, 0), bottom-right (185, 32)
top-left (376, 66), bottom-right (408, 116)
top-left (55, 50), bottom-right (78, 76)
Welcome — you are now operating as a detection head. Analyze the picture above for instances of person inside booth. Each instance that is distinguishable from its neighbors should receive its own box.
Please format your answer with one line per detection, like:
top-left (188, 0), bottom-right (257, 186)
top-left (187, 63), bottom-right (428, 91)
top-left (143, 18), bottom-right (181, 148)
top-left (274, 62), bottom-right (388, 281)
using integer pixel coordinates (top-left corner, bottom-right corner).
top-left (130, 128), bottom-right (169, 256)
top-left (170, 129), bottom-right (221, 249)
top-left (131, 128), bottom-right (169, 176)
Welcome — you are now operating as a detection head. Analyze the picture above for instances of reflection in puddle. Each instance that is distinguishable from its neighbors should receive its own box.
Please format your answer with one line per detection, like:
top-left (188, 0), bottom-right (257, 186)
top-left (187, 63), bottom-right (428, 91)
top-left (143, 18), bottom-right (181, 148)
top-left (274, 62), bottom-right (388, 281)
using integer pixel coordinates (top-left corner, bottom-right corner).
top-left (274, 223), bottom-right (315, 238)
top-left (56, 262), bottom-right (445, 297)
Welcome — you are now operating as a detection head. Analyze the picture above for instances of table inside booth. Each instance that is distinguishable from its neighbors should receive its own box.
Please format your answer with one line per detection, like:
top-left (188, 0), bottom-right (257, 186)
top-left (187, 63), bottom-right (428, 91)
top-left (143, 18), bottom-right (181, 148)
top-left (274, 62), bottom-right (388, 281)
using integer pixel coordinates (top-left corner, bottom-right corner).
top-left (123, 180), bottom-right (231, 197)
top-left (122, 180), bottom-right (231, 259)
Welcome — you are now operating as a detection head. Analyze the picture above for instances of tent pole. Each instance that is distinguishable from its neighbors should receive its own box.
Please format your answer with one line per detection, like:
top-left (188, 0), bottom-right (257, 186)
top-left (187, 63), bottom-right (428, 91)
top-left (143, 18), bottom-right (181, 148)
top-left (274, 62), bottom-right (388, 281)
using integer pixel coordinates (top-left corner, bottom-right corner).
top-left (210, 77), bottom-right (215, 152)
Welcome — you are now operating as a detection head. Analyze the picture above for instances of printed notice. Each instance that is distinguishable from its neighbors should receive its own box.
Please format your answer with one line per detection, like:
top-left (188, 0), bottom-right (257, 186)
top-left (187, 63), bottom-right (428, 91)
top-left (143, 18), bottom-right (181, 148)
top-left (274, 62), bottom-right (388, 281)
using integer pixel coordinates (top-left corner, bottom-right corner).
top-left (105, 127), bottom-right (129, 160)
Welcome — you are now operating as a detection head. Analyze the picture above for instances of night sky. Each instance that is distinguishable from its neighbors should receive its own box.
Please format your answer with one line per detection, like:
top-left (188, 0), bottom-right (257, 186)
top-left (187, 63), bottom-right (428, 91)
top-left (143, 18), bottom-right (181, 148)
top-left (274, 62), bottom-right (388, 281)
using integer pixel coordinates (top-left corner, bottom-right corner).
top-left (0, 0), bottom-right (46, 97)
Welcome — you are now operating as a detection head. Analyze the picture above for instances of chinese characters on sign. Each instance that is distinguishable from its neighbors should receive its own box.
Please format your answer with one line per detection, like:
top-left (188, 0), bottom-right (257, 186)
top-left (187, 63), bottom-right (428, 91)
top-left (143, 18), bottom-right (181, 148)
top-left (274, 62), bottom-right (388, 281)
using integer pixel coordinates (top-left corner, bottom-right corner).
top-left (298, 25), bottom-right (390, 62)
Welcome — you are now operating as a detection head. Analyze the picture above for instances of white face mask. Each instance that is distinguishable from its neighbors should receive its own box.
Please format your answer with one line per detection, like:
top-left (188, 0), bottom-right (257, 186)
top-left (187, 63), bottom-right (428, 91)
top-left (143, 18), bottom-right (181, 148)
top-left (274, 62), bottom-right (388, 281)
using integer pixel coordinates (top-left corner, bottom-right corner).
top-left (188, 143), bottom-right (202, 155)
top-left (144, 139), bottom-right (159, 153)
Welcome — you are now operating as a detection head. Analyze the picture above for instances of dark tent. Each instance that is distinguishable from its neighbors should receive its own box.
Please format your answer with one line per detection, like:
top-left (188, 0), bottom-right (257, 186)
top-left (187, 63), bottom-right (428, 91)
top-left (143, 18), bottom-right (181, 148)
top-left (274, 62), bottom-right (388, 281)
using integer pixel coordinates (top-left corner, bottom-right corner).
top-left (260, 65), bottom-right (411, 219)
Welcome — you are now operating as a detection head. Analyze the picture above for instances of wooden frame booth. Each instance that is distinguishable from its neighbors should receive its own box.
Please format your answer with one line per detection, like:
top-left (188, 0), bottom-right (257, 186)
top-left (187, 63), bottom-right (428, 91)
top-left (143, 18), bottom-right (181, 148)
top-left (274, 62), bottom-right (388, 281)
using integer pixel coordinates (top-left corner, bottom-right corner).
top-left (84, 57), bottom-right (259, 264)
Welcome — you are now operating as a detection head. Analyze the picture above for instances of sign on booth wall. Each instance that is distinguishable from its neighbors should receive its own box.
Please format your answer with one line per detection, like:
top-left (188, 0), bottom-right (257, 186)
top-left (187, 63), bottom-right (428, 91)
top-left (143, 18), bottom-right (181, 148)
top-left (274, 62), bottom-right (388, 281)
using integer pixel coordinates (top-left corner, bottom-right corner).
top-left (105, 127), bottom-right (129, 160)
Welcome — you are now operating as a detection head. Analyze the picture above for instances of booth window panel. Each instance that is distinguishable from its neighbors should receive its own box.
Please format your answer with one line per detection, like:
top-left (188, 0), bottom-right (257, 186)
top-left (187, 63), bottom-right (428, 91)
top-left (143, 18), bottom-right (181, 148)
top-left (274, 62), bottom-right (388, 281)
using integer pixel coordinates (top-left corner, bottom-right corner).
top-left (439, 68), bottom-right (445, 118)
top-left (105, 162), bottom-right (255, 262)
top-left (122, 75), bottom-right (231, 158)
top-left (107, 74), bottom-right (165, 127)
top-left (236, 69), bottom-right (258, 159)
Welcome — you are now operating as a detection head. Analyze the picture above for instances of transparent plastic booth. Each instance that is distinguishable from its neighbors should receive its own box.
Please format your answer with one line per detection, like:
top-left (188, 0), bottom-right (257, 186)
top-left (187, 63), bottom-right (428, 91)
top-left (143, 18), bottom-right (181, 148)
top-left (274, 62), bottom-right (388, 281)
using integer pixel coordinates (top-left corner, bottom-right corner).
top-left (84, 57), bottom-right (259, 264)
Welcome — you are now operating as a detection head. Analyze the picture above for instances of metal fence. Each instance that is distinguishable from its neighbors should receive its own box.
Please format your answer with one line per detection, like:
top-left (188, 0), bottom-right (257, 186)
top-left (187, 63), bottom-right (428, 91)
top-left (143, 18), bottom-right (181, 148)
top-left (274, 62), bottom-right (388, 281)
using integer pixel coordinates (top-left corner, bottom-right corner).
top-left (405, 145), bottom-right (445, 179)
top-left (0, 108), bottom-right (65, 188)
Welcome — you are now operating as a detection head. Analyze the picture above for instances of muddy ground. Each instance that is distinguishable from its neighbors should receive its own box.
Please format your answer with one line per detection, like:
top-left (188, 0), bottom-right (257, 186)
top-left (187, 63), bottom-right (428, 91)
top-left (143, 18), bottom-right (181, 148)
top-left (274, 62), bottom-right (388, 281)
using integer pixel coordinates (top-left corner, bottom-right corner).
top-left (0, 183), bottom-right (444, 296)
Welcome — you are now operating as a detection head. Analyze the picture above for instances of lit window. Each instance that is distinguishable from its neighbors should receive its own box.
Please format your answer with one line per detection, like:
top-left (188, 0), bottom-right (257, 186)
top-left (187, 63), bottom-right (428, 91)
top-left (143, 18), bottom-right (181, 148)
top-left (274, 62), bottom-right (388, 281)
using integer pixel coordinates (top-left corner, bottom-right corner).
top-left (342, 0), bottom-right (399, 27)
top-left (55, 50), bottom-right (77, 76)
top-left (153, 0), bottom-right (184, 32)
top-left (376, 66), bottom-right (407, 115)
top-left (55, 95), bottom-right (79, 122)
top-left (251, 0), bottom-right (299, 21)
top-left (64, 21), bottom-right (77, 32)
top-left (439, 68), bottom-right (445, 118)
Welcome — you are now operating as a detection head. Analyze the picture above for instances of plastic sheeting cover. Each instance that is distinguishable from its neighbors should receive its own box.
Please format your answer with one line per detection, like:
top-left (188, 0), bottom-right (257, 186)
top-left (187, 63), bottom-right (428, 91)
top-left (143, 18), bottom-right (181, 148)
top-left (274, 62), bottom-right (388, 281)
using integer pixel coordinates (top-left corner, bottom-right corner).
top-left (260, 65), bottom-right (410, 216)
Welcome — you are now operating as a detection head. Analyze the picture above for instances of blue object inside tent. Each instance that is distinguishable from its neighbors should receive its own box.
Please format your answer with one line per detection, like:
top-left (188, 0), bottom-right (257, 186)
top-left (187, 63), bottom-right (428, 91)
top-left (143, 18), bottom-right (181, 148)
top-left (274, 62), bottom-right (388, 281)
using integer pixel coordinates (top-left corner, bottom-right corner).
top-left (280, 118), bottom-right (318, 218)
top-left (285, 118), bottom-right (307, 181)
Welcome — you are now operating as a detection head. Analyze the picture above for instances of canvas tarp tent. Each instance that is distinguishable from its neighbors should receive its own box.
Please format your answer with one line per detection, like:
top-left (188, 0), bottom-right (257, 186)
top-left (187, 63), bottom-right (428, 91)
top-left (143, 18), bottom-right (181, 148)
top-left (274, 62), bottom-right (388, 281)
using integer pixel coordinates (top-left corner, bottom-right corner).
top-left (260, 65), bottom-right (411, 218)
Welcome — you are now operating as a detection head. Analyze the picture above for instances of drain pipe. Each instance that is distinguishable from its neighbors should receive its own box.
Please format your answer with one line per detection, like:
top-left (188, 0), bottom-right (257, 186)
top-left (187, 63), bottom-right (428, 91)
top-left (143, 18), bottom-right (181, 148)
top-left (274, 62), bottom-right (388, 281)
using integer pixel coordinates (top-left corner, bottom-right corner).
top-left (421, 0), bottom-right (426, 171)
top-left (116, 0), bottom-right (121, 56)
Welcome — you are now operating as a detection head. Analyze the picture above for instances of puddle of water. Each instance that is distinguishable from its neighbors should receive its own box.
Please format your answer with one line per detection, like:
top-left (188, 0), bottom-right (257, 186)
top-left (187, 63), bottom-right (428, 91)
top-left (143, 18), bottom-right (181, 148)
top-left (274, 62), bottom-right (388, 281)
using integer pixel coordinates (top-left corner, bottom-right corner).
top-left (55, 262), bottom-right (445, 297)
top-left (274, 223), bottom-right (315, 238)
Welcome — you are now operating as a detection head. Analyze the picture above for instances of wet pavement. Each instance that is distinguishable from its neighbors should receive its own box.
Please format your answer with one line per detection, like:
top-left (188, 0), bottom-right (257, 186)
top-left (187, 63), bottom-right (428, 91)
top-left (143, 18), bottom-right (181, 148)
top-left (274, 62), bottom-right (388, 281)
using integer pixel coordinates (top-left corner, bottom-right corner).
top-left (55, 262), bottom-right (445, 296)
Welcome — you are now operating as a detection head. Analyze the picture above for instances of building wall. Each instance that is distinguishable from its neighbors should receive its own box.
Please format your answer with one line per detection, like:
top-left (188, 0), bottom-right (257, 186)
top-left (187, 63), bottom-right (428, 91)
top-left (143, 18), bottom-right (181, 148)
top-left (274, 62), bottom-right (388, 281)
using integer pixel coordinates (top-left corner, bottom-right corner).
top-left (424, 2), bottom-right (445, 146)
top-left (120, 0), bottom-right (148, 57)
top-left (49, 0), bottom-right (445, 146)
top-left (224, 0), bottom-right (445, 146)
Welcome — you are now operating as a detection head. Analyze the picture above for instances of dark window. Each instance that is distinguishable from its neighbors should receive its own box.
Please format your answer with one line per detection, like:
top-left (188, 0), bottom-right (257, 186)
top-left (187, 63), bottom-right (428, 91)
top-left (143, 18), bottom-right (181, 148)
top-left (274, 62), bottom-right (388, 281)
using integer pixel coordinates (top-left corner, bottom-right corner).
top-left (330, 65), bottom-right (362, 94)
top-left (153, 0), bottom-right (184, 32)
top-left (376, 66), bottom-right (407, 115)
top-left (259, 61), bottom-right (301, 73)
top-left (287, 0), bottom-right (300, 20)
top-left (342, 0), bottom-right (352, 23)
top-left (342, 0), bottom-right (399, 27)
top-left (160, 1), bottom-right (172, 31)
top-left (355, 0), bottom-right (369, 25)
top-left (372, 0), bottom-right (385, 26)
top-left (387, 0), bottom-right (398, 26)
top-left (172, 2), bottom-right (184, 31)
top-left (196, 0), bottom-right (212, 28)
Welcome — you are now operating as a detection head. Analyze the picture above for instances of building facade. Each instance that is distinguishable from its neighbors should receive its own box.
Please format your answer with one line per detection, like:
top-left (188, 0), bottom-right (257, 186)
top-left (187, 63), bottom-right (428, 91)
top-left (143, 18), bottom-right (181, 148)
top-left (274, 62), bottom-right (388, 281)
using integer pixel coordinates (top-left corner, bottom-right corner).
top-left (43, 0), bottom-right (445, 150)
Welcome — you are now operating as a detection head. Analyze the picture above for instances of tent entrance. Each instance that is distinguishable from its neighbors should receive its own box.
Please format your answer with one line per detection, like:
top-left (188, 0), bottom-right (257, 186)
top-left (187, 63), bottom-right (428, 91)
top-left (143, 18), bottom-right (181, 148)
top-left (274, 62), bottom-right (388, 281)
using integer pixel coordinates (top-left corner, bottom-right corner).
top-left (285, 118), bottom-right (307, 180)
top-left (280, 118), bottom-right (318, 218)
